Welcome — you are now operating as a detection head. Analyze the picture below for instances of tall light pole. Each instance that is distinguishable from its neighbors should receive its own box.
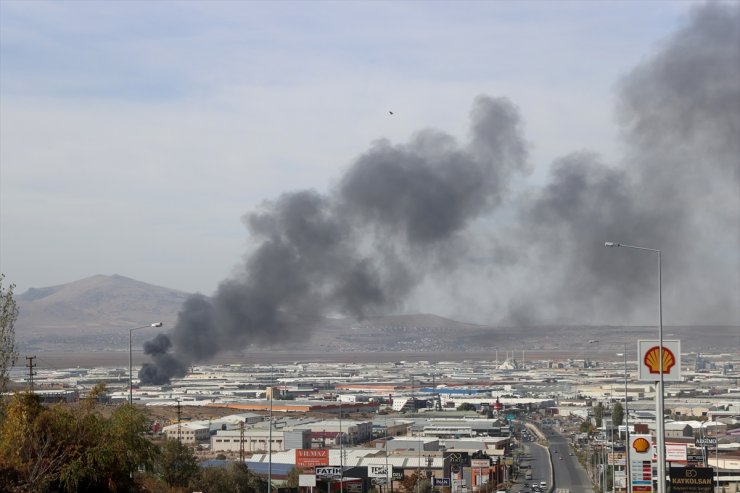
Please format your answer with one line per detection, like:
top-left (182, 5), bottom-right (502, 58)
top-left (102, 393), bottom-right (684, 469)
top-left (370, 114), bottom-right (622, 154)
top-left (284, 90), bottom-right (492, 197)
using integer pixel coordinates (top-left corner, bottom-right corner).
top-left (617, 343), bottom-right (631, 493)
top-left (129, 322), bottom-right (162, 405)
top-left (605, 242), bottom-right (665, 493)
top-left (268, 364), bottom-right (274, 493)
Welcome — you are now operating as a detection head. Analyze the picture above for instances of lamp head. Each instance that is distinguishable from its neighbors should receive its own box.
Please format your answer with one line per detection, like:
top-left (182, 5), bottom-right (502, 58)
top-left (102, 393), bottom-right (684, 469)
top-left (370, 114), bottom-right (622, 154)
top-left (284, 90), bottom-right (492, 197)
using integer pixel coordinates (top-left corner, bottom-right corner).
top-left (151, 322), bottom-right (163, 327)
top-left (605, 242), bottom-right (617, 247)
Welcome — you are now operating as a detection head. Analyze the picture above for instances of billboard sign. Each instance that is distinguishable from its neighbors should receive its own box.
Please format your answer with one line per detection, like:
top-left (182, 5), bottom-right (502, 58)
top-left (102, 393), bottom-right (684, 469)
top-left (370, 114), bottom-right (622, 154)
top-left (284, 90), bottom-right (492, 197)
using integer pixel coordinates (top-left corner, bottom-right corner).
top-left (695, 437), bottom-right (717, 447)
top-left (434, 478), bottom-right (451, 487)
top-left (471, 459), bottom-right (490, 468)
top-left (638, 340), bottom-right (681, 382)
top-left (445, 452), bottom-right (470, 466)
top-left (670, 467), bottom-right (713, 493)
top-left (392, 468), bottom-right (404, 481)
top-left (630, 434), bottom-right (654, 492)
top-left (316, 467), bottom-right (342, 479)
top-left (369, 465), bottom-right (389, 478)
top-left (299, 475), bottom-right (317, 487)
top-left (608, 452), bottom-right (626, 466)
top-left (297, 449), bottom-right (330, 467)
top-left (666, 443), bottom-right (688, 462)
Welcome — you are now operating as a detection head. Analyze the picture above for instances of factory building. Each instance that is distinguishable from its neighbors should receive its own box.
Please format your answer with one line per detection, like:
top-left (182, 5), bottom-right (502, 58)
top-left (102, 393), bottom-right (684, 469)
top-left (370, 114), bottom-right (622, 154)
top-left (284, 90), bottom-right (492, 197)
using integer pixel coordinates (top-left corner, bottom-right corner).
top-left (211, 428), bottom-right (311, 453)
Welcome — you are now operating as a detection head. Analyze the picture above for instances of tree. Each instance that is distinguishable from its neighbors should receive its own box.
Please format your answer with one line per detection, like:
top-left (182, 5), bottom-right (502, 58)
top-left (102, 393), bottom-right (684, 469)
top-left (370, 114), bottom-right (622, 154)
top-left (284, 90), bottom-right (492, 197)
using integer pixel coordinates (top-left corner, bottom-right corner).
top-left (156, 439), bottom-right (199, 488)
top-left (612, 402), bottom-right (624, 428)
top-left (0, 274), bottom-right (18, 393)
top-left (0, 391), bottom-right (156, 493)
top-left (594, 402), bottom-right (603, 428)
top-left (399, 472), bottom-right (421, 493)
top-left (457, 403), bottom-right (477, 412)
top-left (189, 462), bottom-right (265, 493)
top-left (285, 466), bottom-right (301, 488)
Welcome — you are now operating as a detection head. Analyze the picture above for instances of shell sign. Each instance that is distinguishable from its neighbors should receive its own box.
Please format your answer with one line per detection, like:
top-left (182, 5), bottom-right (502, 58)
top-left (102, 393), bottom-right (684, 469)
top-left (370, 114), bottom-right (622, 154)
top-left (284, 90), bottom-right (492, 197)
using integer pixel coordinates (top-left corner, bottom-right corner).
top-left (632, 437), bottom-right (651, 454)
top-left (638, 340), bottom-right (681, 382)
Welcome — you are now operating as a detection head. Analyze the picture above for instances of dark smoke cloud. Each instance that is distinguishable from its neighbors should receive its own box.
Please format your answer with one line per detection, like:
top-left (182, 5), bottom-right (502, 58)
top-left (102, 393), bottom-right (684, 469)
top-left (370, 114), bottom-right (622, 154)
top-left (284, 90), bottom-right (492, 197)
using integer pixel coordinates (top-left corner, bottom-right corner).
top-left (141, 96), bottom-right (528, 383)
top-left (141, 3), bottom-right (739, 383)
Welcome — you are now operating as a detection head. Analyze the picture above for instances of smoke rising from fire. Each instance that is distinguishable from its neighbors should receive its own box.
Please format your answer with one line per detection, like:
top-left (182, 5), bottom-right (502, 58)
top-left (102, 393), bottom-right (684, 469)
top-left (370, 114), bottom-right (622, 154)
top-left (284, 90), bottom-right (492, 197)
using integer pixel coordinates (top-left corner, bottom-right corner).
top-left (140, 3), bottom-right (739, 384)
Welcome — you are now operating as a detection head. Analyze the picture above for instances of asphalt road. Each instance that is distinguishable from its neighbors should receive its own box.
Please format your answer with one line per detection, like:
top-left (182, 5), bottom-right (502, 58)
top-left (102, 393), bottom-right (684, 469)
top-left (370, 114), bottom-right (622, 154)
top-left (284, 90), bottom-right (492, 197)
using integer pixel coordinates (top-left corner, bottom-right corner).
top-left (510, 429), bottom-right (593, 493)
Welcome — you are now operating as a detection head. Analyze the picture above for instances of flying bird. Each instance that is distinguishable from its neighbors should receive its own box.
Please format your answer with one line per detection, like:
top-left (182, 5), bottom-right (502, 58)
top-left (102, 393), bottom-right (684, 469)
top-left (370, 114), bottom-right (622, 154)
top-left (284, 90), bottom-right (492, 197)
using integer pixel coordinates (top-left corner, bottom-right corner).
top-left (389, 111), bottom-right (394, 115)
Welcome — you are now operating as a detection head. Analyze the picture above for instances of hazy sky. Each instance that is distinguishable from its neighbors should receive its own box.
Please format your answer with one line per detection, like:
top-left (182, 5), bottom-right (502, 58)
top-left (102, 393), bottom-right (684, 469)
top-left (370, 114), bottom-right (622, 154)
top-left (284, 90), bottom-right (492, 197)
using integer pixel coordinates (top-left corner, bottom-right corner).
top-left (3, 1), bottom-right (737, 327)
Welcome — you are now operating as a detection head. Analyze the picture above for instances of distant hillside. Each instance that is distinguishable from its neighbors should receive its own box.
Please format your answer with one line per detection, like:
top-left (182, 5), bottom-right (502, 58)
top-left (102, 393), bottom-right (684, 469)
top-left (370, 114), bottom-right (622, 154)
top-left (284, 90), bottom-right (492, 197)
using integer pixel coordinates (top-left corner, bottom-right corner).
top-left (13, 275), bottom-right (737, 356)
top-left (15, 275), bottom-right (190, 340)
top-left (351, 313), bottom-right (484, 329)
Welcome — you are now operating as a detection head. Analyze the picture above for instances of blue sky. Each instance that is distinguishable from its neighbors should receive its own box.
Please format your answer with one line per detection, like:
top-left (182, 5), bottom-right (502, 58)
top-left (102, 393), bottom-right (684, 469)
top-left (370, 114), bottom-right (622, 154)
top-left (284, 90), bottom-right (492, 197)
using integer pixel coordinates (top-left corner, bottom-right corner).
top-left (1, 0), bottom-right (692, 298)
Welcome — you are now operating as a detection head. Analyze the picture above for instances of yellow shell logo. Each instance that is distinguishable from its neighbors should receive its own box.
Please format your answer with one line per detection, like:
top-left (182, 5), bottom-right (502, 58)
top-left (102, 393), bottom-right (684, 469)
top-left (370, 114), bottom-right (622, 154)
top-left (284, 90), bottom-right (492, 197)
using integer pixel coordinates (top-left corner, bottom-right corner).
top-left (644, 346), bottom-right (676, 374)
top-left (633, 437), bottom-right (651, 453)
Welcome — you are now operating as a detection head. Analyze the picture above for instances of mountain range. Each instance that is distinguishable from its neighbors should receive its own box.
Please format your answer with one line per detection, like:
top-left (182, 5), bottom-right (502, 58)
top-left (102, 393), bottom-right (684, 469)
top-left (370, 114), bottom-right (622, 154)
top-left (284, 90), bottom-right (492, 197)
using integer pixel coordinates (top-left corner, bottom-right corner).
top-left (13, 275), bottom-right (737, 356)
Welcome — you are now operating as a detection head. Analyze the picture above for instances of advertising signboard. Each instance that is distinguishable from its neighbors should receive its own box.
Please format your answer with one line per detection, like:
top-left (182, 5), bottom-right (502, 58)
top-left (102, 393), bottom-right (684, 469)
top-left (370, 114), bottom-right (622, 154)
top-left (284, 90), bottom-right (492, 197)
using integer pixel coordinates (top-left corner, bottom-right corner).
top-left (694, 437), bottom-right (717, 447)
top-left (299, 474), bottom-right (317, 487)
top-left (316, 467), bottom-right (342, 479)
top-left (687, 453), bottom-right (704, 466)
top-left (471, 459), bottom-right (490, 468)
top-left (666, 443), bottom-right (688, 462)
top-left (608, 452), bottom-right (626, 466)
top-left (392, 468), bottom-right (404, 481)
top-left (669, 467), bottom-right (713, 493)
top-left (445, 452), bottom-right (470, 466)
top-left (630, 434), bottom-right (654, 492)
top-left (638, 340), bottom-right (681, 382)
top-left (434, 478), bottom-right (452, 487)
top-left (369, 465), bottom-right (389, 478)
top-left (296, 449), bottom-right (330, 468)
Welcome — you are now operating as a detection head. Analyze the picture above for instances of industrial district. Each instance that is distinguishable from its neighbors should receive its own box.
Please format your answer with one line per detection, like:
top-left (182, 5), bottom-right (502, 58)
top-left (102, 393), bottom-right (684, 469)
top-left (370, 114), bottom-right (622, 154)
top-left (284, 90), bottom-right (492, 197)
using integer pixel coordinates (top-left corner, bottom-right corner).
top-left (14, 344), bottom-right (740, 493)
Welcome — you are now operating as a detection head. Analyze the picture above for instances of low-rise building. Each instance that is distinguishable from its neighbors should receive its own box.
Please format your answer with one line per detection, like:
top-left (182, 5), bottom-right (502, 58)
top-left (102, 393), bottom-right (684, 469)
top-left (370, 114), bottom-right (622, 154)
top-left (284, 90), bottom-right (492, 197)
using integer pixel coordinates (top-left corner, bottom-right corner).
top-left (162, 422), bottom-right (211, 443)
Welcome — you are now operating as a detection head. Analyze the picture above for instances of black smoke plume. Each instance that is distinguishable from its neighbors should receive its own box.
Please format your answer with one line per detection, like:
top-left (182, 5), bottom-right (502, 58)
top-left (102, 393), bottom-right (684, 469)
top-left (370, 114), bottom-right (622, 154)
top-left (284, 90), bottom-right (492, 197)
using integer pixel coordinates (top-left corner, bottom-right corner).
top-left (141, 3), bottom-right (739, 384)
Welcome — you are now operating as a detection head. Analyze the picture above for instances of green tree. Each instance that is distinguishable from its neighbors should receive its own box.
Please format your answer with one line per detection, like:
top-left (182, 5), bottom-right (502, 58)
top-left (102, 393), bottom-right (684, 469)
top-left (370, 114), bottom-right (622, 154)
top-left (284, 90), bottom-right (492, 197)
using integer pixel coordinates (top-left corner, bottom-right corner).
top-left (190, 462), bottom-right (264, 493)
top-left (0, 392), bottom-right (156, 493)
top-left (156, 439), bottom-right (199, 488)
top-left (612, 402), bottom-right (624, 428)
top-left (457, 403), bottom-right (477, 412)
top-left (594, 402), bottom-right (603, 428)
top-left (579, 421), bottom-right (595, 434)
top-left (285, 466), bottom-right (300, 488)
top-left (0, 274), bottom-right (18, 393)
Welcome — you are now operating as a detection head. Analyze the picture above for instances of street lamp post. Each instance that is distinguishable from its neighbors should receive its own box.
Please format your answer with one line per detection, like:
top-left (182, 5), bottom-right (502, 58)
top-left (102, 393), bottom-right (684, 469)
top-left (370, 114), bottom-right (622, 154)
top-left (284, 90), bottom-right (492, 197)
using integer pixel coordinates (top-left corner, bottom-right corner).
top-left (268, 365), bottom-right (274, 493)
top-left (128, 322), bottom-right (162, 405)
top-left (605, 242), bottom-right (666, 493)
top-left (618, 343), bottom-right (631, 493)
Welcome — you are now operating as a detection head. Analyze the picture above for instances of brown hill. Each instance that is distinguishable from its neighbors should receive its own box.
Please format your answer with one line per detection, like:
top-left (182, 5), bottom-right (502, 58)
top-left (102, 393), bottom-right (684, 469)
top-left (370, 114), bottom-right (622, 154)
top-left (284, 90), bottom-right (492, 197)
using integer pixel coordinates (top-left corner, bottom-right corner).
top-left (15, 274), bottom-right (189, 339)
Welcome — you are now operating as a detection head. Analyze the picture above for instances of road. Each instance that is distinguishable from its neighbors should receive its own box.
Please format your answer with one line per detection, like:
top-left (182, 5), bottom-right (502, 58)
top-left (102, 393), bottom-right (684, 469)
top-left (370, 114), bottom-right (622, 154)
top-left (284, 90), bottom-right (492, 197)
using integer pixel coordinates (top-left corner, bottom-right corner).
top-left (511, 428), bottom-right (593, 493)
top-left (546, 430), bottom-right (593, 493)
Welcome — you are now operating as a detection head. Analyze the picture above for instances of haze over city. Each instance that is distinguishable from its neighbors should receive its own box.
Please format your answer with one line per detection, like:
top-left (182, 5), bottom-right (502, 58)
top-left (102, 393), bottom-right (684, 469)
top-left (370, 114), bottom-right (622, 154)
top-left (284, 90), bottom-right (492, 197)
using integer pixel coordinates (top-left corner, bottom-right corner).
top-left (1, 0), bottom-right (738, 340)
top-left (2, 4), bottom-right (740, 493)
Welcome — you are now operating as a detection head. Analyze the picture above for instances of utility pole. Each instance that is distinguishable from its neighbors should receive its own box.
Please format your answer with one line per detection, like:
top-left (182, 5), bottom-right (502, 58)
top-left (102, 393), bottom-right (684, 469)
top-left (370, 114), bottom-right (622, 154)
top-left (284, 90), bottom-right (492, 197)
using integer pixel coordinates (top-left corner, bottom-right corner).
top-left (240, 421), bottom-right (246, 462)
top-left (26, 356), bottom-right (36, 392)
top-left (176, 399), bottom-right (182, 444)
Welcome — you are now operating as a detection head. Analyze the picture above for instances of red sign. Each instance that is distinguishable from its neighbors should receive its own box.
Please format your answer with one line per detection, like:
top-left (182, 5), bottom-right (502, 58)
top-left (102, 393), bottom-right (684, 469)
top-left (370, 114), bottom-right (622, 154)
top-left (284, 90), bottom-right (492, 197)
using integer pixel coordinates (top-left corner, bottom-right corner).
top-left (296, 449), bottom-right (329, 467)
